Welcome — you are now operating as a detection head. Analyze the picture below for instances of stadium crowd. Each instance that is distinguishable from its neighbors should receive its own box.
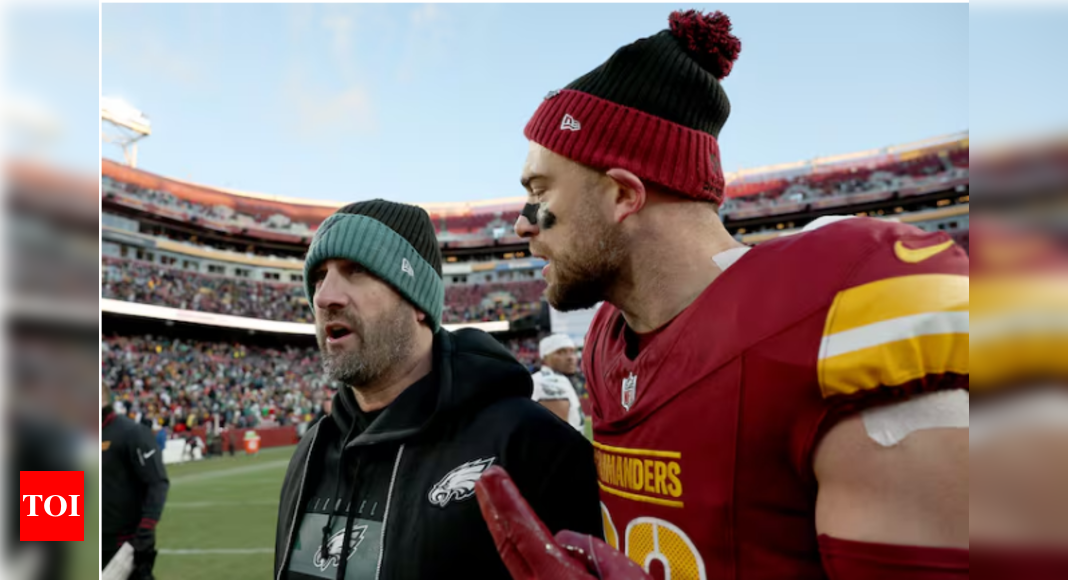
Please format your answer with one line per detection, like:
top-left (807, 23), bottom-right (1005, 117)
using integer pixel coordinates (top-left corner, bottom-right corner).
top-left (102, 256), bottom-right (312, 322)
top-left (103, 256), bottom-right (547, 325)
top-left (102, 335), bottom-right (337, 433)
top-left (101, 333), bottom-right (564, 431)
top-left (444, 280), bottom-right (546, 323)
top-left (502, 336), bottom-right (544, 371)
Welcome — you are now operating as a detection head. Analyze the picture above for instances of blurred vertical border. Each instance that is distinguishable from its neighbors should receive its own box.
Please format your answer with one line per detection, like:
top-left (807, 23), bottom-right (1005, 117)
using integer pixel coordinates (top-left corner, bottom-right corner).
top-left (971, 0), bottom-right (1068, 575)
top-left (3, 1), bottom-right (100, 579)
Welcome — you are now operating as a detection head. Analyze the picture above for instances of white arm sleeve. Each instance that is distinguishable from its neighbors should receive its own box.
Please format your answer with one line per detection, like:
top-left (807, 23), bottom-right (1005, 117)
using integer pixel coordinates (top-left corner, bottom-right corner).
top-left (532, 374), bottom-right (571, 402)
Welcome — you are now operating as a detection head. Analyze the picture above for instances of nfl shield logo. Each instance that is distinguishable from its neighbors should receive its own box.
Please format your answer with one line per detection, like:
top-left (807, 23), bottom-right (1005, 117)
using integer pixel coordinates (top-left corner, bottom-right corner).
top-left (621, 373), bottom-right (638, 411)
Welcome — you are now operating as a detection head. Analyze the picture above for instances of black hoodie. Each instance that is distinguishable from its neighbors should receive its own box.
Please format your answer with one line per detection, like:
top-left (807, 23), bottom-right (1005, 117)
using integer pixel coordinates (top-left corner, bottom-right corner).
top-left (274, 328), bottom-right (603, 580)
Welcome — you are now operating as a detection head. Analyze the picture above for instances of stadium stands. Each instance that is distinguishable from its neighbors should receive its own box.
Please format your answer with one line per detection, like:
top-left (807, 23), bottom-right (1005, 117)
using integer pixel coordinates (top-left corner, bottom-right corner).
top-left (102, 256), bottom-right (313, 323)
top-left (502, 335), bottom-right (545, 372)
top-left (898, 152), bottom-right (947, 178)
top-left (105, 176), bottom-right (231, 222)
top-left (103, 255), bottom-right (548, 325)
top-left (104, 137), bottom-right (969, 242)
top-left (444, 280), bottom-right (546, 323)
top-left (102, 335), bottom-right (336, 431)
top-left (102, 332), bottom-right (571, 441)
top-left (441, 213), bottom-right (497, 233)
top-left (948, 147), bottom-right (969, 168)
top-left (719, 150), bottom-right (966, 220)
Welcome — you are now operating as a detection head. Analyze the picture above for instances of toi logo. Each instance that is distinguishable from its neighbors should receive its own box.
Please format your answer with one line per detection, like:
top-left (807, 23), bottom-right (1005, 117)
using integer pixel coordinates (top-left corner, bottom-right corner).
top-left (20, 471), bottom-right (84, 541)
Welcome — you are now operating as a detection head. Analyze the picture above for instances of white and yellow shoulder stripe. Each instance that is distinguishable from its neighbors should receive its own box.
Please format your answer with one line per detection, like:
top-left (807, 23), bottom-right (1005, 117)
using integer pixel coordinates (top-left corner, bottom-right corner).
top-left (819, 274), bottom-right (969, 398)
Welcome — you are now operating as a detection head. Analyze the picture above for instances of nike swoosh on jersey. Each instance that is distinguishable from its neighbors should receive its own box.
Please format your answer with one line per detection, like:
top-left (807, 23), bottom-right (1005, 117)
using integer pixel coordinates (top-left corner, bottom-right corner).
top-left (143, 449), bottom-right (156, 459)
top-left (894, 239), bottom-right (955, 264)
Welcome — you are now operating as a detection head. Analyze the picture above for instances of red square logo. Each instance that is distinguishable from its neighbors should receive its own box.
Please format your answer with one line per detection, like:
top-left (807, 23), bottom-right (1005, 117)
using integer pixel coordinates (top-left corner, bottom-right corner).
top-left (20, 471), bottom-right (84, 541)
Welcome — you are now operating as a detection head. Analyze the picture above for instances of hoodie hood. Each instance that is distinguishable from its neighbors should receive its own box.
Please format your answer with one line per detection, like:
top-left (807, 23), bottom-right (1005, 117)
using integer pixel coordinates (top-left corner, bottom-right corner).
top-left (330, 328), bottom-right (533, 448)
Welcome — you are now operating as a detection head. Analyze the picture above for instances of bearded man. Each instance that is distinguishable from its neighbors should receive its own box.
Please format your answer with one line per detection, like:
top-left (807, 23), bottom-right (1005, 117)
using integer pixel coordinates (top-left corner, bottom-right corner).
top-left (476, 9), bottom-right (969, 580)
top-left (274, 199), bottom-right (601, 580)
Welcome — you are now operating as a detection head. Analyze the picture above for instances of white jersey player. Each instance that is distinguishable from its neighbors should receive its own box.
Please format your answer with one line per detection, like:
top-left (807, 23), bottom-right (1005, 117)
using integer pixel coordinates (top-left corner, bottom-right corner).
top-left (531, 334), bottom-right (584, 431)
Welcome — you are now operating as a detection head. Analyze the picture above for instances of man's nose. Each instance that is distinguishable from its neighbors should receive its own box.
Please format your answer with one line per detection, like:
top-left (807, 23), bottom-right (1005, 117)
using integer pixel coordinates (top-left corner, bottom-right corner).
top-left (312, 269), bottom-right (346, 310)
top-left (515, 213), bottom-right (539, 239)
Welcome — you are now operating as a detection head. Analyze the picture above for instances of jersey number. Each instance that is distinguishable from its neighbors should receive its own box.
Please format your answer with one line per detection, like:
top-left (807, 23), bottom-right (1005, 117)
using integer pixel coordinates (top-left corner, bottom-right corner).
top-left (601, 503), bottom-right (707, 580)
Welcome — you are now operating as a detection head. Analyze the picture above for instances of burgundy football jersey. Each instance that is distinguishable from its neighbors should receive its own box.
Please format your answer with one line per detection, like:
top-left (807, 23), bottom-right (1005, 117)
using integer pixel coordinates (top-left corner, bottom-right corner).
top-left (582, 217), bottom-right (969, 580)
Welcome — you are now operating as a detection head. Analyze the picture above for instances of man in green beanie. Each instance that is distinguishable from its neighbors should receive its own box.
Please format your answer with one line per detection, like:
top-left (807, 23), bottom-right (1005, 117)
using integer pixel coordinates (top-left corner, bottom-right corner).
top-left (274, 199), bottom-right (601, 580)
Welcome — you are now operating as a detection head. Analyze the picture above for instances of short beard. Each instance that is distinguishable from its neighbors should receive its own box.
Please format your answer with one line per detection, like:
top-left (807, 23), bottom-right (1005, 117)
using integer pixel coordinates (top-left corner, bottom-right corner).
top-left (545, 196), bottom-right (626, 312)
top-left (317, 304), bottom-right (416, 388)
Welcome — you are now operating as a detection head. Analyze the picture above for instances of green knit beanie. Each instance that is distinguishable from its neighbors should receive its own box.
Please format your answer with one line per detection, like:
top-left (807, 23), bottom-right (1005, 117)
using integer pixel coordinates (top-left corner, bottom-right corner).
top-left (304, 200), bottom-right (445, 332)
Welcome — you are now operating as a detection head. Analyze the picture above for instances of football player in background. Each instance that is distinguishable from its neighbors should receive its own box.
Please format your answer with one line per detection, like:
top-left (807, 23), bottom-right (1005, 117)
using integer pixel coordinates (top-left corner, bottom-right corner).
top-left (477, 9), bottom-right (969, 580)
top-left (102, 383), bottom-right (170, 580)
top-left (531, 334), bottom-right (584, 431)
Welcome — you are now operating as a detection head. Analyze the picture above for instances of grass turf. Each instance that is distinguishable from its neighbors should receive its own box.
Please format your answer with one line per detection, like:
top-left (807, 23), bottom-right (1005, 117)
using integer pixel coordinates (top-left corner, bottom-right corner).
top-left (153, 445), bottom-right (295, 580)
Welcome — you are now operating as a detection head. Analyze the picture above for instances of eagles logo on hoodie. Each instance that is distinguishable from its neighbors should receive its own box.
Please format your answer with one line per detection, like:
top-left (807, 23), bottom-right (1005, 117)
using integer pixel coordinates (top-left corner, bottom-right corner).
top-left (427, 458), bottom-right (495, 507)
top-left (313, 527), bottom-right (367, 572)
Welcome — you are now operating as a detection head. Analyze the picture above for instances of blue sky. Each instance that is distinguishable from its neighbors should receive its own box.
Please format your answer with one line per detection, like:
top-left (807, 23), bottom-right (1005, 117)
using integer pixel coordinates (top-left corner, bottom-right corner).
top-left (100, 3), bottom-right (971, 205)
top-left (970, 5), bottom-right (1068, 146)
top-left (7, 5), bottom-right (100, 174)
top-left (13, 4), bottom-right (1068, 202)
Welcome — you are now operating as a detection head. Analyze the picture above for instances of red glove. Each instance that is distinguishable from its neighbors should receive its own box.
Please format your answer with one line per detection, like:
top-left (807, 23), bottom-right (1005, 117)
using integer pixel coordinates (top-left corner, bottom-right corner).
top-left (475, 465), bottom-right (651, 580)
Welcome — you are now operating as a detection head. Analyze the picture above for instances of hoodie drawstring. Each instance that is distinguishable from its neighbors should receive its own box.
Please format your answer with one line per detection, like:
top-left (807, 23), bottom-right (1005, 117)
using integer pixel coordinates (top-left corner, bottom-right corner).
top-left (334, 456), bottom-right (363, 580)
top-left (320, 421), bottom-right (359, 561)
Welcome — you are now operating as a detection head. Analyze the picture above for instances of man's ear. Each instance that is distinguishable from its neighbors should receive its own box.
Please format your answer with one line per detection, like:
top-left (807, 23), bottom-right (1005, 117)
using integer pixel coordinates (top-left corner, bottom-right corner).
top-left (605, 168), bottom-right (647, 223)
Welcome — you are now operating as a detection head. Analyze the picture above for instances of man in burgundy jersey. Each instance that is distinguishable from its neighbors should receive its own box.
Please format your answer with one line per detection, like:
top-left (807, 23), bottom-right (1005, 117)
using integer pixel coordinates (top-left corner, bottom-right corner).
top-left (475, 9), bottom-right (969, 580)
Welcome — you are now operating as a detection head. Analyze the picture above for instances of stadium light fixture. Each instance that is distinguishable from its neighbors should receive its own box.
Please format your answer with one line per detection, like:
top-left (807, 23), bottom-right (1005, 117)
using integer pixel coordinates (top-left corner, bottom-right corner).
top-left (101, 96), bottom-right (151, 167)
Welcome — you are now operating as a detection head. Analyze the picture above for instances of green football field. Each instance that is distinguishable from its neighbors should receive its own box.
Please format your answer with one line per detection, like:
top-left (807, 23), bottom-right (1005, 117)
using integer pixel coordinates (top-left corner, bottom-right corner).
top-left (154, 445), bottom-right (296, 580)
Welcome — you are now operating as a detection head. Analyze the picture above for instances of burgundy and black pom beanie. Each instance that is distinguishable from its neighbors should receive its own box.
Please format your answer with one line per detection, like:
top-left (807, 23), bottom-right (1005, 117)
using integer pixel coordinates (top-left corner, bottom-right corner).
top-left (524, 10), bottom-right (742, 204)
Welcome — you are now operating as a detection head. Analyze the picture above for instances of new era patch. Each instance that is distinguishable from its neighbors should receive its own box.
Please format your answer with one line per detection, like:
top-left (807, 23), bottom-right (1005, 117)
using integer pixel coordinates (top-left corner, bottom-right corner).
top-left (560, 114), bottom-right (581, 131)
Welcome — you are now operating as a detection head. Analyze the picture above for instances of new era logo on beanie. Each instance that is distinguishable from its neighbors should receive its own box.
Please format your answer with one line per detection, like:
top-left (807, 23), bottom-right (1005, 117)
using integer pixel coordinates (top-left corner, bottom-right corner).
top-left (524, 10), bottom-right (741, 204)
top-left (304, 199), bottom-right (445, 331)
